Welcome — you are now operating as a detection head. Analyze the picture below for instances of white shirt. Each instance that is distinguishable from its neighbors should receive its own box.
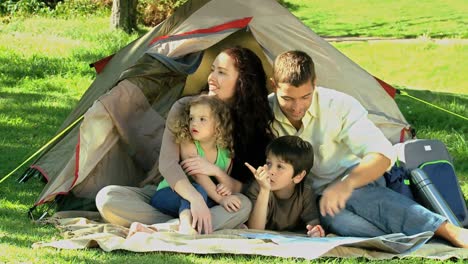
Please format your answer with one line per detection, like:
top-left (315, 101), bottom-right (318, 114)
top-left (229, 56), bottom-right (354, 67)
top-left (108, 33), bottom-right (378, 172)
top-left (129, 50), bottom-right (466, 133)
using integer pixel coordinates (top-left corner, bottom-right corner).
top-left (269, 87), bottom-right (395, 194)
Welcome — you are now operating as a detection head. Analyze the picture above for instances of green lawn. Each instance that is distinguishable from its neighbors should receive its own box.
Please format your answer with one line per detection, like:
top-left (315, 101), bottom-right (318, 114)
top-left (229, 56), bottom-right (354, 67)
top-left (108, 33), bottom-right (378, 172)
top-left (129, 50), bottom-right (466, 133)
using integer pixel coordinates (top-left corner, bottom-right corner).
top-left (1, 1), bottom-right (467, 263)
top-left (287, 0), bottom-right (468, 38)
top-left (333, 41), bottom-right (467, 95)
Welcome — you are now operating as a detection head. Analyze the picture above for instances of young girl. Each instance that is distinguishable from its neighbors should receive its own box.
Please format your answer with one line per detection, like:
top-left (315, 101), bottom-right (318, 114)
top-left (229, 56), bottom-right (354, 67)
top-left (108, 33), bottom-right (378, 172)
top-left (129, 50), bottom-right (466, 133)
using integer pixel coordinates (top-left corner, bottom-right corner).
top-left (149, 95), bottom-right (241, 234)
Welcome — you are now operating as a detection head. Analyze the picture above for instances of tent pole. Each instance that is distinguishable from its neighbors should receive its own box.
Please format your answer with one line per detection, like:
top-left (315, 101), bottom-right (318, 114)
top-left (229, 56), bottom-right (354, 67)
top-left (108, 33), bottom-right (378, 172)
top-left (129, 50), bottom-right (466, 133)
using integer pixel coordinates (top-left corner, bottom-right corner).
top-left (0, 115), bottom-right (84, 184)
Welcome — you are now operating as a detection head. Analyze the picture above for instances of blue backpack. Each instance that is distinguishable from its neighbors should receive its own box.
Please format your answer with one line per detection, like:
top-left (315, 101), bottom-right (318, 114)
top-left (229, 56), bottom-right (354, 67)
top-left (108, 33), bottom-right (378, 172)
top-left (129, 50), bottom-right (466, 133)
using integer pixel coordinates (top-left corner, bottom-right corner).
top-left (389, 139), bottom-right (468, 227)
top-left (384, 164), bottom-right (414, 201)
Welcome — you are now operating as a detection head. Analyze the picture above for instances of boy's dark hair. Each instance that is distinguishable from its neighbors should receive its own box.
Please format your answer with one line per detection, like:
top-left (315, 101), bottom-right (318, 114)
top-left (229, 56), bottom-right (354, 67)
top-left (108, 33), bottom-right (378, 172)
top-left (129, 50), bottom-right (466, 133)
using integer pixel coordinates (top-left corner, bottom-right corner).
top-left (273, 50), bottom-right (316, 87)
top-left (265, 135), bottom-right (314, 176)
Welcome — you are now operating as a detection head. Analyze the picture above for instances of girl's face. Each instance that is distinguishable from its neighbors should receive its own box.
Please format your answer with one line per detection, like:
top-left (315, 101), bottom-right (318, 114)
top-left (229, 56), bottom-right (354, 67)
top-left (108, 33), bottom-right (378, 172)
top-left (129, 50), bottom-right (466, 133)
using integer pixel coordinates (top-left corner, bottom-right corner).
top-left (207, 52), bottom-right (239, 103)
top-left (189, 104), bottom-right (216, 143)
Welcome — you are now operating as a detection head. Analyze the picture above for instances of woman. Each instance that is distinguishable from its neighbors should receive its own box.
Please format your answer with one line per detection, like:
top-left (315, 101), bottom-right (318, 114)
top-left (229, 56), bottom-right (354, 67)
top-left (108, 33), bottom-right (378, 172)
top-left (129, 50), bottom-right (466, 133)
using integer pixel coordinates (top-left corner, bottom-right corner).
top-left (96, 47), bottom-right (274, 234)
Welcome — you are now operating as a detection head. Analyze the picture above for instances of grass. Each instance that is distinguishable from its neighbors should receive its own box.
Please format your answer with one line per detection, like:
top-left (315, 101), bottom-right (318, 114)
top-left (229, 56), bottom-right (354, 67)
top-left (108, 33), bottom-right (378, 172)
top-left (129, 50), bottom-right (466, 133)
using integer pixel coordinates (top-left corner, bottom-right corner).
top-left (332, 41), bottom-right (468, 95)
top-left (1, 1), bottom-right (467, 263)
top-left (287, 0), bottom-right (468, 38)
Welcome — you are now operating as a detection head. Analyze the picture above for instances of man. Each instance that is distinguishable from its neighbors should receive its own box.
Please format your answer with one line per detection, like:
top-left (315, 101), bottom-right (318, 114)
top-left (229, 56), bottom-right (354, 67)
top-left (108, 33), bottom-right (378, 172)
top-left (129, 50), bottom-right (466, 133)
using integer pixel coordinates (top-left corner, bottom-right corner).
top-left (267, 50), bottom-right (468, 248)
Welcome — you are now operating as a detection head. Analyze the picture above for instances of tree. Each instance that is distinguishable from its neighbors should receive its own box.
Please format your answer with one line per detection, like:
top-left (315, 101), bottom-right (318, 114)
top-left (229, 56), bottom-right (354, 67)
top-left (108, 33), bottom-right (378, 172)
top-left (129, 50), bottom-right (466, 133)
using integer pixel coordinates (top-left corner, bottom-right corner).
top-left (111, 0), bottom-right (138, 33)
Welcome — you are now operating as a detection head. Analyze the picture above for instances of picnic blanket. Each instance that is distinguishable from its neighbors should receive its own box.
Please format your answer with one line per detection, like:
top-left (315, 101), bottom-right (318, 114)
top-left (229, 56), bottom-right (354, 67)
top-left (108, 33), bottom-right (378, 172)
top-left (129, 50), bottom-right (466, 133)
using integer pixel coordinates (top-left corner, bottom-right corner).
top-left (33, 211), bottom-right (468, 260)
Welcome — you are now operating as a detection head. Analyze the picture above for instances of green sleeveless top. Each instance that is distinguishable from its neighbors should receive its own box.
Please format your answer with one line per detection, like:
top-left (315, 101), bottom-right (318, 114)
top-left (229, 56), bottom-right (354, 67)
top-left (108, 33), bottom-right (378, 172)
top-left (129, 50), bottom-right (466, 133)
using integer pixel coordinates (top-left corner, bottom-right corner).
top-left (156, 141), bottom-right (230, 190)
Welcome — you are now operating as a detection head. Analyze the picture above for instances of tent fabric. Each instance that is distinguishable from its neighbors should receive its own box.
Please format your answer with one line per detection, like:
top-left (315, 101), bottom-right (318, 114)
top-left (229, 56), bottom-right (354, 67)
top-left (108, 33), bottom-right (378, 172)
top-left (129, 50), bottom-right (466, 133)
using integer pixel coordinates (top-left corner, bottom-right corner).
top-left (30, 0), bottom-right (412, 208)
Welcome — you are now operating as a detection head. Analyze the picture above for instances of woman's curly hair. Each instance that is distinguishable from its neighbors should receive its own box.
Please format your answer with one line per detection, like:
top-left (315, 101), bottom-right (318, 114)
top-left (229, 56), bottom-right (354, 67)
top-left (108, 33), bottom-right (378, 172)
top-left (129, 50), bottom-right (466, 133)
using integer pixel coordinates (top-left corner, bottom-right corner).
top-left (172, 95), bottom-right (234, 154)
top-left (221, 47), bottom-right (275, 182)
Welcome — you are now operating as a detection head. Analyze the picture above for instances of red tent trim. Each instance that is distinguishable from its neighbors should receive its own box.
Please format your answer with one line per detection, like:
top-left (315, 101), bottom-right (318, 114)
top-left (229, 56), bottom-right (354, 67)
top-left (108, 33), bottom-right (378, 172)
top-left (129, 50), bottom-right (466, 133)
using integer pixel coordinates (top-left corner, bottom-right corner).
top-left (30, 165), bottom-right (50, 183)
top-left (33, 135), bottom-right (81, 206)
top-left (90, 54), bottom-right (115, 74)
top-left (148, 17), bottom-right (253, 46)
top-left (374, 76), bottom-right (397, 98)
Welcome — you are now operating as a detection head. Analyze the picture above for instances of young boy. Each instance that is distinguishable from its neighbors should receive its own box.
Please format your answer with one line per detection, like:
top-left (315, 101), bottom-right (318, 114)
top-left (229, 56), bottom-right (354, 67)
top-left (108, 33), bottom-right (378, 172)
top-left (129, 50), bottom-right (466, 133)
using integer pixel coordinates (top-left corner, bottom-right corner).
top-left (244, 135), bottom-right (324, 237)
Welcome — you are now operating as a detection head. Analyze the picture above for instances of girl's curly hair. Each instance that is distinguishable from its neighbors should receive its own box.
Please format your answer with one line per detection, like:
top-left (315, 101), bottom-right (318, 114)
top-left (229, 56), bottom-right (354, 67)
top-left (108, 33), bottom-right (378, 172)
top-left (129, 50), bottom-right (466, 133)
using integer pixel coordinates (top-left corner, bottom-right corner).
top-left (172, 95), bottom-right (234, 154)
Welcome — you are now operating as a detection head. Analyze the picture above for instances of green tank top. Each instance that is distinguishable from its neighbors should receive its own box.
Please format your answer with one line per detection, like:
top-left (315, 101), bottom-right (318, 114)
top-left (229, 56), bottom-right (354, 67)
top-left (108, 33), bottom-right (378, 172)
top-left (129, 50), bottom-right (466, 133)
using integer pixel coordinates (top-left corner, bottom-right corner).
top-left (156, 141), bottom-right (230, 190)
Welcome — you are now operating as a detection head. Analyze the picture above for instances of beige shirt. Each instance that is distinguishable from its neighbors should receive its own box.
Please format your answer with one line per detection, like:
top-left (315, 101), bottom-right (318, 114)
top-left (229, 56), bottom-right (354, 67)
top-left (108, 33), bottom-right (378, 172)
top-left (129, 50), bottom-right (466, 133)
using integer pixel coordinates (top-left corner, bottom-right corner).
top-left (269, 87), bottom-right (396, 194)
top-left (245, 181), bottom-right (320, 232)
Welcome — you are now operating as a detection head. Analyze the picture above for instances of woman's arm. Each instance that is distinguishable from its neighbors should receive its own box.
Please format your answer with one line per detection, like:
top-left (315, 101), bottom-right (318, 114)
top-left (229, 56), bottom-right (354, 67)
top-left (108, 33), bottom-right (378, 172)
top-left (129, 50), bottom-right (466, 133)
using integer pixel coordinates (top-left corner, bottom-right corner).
top-left (159, 97), bottom-right (193, 188)
top-left (180, 157), bottom-right (243, 193)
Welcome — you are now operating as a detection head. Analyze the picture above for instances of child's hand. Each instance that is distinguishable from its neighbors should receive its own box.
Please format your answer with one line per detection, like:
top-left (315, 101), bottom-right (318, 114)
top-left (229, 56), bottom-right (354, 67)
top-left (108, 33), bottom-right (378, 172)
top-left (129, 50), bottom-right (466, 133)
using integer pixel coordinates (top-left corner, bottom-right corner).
top-left (219, 195), bottom-right (241, 212)
top-left (216, 183), bottom-right (232, 196)
top-left (245, 163), bottom-right (271, 191)
top-left (306, 224), bottom-right (325, 237)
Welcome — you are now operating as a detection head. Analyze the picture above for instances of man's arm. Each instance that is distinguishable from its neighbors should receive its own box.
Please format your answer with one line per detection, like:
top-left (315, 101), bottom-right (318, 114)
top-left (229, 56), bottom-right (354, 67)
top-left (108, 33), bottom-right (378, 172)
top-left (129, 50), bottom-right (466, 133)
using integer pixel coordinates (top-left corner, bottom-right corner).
top-left (320, 94), bottom-right (394, 217)
top-left (319, 152), bottom-right (391, 217)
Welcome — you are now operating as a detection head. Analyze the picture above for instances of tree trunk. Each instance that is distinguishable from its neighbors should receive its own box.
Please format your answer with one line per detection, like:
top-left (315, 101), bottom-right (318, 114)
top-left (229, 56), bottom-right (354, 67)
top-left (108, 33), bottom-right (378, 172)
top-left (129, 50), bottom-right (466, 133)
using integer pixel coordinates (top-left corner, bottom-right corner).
top-left (111, 0), bottom-right (138, 33)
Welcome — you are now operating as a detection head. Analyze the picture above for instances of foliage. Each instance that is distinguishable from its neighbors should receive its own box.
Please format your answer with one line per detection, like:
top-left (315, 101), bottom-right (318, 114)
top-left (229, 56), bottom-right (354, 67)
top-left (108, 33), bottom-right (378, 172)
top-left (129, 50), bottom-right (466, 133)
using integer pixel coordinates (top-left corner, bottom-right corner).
top-left (137, 0), bottom-right (187, 27)
top-left (52, 0), bottom-right (111, 17)
top-left (0, 0), bottom-right (48, 16)
top-left (0, 0), bottom-right (111, 17)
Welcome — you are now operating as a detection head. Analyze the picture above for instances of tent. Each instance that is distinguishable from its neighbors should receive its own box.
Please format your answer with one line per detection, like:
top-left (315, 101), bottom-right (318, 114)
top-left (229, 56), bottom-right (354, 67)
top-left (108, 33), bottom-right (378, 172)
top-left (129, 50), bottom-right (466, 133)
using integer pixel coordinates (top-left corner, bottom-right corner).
top-left (23, 0), bottom-right (412, 213)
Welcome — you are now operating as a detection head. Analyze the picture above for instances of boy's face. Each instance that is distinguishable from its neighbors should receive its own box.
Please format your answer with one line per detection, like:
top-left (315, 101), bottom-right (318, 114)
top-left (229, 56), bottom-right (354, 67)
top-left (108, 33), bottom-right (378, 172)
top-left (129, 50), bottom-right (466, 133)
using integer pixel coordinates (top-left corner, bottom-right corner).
top-left (274, 79), bottom-right (314, 126)
top-left (266, 152), bottom-right (303, 192)
top-left (189, 104), bottom-right (216, 142)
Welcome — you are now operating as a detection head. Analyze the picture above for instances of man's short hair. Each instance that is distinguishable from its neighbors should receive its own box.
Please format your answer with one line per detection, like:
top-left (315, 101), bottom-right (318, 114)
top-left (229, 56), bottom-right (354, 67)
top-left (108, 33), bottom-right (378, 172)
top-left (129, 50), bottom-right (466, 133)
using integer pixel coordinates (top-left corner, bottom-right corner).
top-left (273, 50), bottom-right (316, 87)
top-left (266, 135), bottom-right (314, 176)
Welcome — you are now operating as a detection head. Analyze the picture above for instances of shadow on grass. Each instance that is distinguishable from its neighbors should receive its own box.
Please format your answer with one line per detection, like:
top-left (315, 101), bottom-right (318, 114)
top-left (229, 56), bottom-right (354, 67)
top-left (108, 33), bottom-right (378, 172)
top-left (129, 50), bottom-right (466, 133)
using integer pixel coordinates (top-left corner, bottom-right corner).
top-left (0, 57), bottom-right (86, 88)
top-left (0, 48), bottom-right (104, 88)
top-left (302, 15), bottom-right (466, 38)
top-left (396, 89), bottom-right (468, 132)
top-left (0, 91), bottom-right (75, 123)
top-left (278, 0), bottom-right (301, 11)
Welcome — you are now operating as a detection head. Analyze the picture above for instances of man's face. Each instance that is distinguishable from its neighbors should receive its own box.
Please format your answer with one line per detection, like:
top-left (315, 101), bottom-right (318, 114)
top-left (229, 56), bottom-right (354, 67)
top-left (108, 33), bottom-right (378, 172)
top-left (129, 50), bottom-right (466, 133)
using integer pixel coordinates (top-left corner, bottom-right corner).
top-left (274, 79), bottom-right (314, 126)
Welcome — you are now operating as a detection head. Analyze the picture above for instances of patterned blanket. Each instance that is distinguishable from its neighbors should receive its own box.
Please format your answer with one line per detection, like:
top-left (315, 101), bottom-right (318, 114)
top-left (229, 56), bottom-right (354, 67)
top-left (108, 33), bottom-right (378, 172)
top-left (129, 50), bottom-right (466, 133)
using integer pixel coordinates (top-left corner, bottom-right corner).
top-left (33, 212), bottom-right (468, 260)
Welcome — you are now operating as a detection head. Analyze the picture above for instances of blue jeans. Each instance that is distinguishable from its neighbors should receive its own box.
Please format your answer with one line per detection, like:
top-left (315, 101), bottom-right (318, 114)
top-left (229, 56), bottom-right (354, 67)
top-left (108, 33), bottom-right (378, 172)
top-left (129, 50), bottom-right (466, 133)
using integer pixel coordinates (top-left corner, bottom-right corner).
top-left (320, 181), bottom-right (447, 237)
top-left (150, 183), bottom-right (217, 217)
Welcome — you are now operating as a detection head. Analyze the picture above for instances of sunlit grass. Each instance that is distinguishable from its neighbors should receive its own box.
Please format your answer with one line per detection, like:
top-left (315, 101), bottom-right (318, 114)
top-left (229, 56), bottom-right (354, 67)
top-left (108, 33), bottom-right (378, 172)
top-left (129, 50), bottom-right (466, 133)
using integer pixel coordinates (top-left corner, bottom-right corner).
top-left (288, 0), bottom-right (468, 38)
top-left (333, 40), bottom-right (468, 95)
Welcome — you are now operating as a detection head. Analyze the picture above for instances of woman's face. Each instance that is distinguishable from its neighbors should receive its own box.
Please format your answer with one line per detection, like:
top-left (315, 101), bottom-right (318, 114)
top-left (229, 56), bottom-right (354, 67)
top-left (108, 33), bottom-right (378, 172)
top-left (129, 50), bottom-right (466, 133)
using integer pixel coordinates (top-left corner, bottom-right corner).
top-left (207, 52), bottom-right (239, 102)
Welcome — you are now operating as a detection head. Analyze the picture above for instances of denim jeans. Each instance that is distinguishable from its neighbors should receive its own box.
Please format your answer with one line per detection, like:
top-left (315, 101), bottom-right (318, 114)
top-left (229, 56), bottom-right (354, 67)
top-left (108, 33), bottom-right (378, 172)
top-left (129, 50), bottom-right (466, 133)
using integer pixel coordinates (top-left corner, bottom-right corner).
top-left (320, 181), bottom-right (447, 237)
top-left (150, 183), bottom-right (217, 217)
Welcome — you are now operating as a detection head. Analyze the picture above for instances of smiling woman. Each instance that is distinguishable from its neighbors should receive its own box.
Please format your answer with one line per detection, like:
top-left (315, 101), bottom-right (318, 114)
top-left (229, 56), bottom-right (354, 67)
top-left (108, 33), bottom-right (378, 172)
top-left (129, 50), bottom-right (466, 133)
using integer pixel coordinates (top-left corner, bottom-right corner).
top-left (207, 52), bottom-right (239, 102)
top-left (95, 46), bottom-right (275, 234)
